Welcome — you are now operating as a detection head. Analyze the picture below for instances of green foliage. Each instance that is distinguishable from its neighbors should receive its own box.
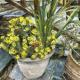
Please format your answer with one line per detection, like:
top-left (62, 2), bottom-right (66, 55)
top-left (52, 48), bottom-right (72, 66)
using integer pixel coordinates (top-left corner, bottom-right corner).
top-left (33, 0), bottom-right (78, 48)
top-left (0, 0), bottom-right (79, 60)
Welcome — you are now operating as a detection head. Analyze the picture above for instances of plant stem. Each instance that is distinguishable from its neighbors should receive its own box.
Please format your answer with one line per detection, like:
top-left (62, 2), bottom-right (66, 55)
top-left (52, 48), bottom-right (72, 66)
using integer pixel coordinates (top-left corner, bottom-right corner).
top-left (34, 0), bottom-right (40, 14)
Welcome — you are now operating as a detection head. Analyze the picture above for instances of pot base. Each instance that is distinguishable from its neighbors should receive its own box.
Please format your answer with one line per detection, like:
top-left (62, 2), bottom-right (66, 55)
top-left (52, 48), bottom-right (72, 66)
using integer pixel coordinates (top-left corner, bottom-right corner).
top-left (17, 59), bottom-right (49, 79)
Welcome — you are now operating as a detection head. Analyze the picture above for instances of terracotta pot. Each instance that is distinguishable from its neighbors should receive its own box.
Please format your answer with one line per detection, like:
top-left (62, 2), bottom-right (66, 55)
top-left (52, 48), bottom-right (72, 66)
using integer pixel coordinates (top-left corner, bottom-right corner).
top-left (17, 51), bottom-right (54, 79)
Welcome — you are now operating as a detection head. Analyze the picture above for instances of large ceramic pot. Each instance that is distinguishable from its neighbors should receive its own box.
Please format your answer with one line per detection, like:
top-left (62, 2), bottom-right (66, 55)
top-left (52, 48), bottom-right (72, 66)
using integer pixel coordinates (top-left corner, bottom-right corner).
top-left (17, 51), bottom-right (54, 79)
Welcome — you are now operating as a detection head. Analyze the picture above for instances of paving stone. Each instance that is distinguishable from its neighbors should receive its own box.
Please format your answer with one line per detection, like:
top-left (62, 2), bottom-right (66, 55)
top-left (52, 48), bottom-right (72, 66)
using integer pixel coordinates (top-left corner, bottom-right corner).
top-left (0, 49), bottom-right (12, 72)
top-left (0, 49), bottom-right (13, 80)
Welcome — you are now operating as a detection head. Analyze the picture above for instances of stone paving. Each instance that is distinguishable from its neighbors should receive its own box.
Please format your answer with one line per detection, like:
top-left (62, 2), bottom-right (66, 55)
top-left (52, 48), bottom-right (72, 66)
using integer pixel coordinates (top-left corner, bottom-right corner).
top-left (9, 57), bottom-right (66, 80)
top-left (0, 49), bottom-right (66, 80)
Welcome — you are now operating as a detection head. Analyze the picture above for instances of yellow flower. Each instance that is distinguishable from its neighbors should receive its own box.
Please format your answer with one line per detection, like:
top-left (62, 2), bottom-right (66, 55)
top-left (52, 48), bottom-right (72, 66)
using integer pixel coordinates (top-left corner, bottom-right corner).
top-left (51, 40), bottom-right (56, 45)
top-left (35, 47), bottom-right (39, 52)
top-left (39, 54), bottom-right (45, 59)
top-left (47, 34), bottom-right (56, 41)
top-left (10, 36), bottom-right (14, 41)
top-left (4, 38), bottom-right (12, 44)
top-left (19, 17), bottom-right (25, 23)
top-left (25, 17), bottom-right (29, 24)
top-left (28, 36), bottom-right (36, 41)
top-left (29, 19), bottom-right (35, 24)
top-left (8, 35), bottom-right (19, 42)
top-left (7, 32), bottom-right (13, 37)
top-left (19, 17), bottom-right (28, 25)
top-left (23, 44), bottom-right (28, 50)
top-left (13, 36), bottom-right (19, 41)
top-left (25, 17), bottom-right (29, 21)
top-left (22, 20), bottom-right (27, 25)
top-left (31, 29), bottom-right (38, 35)
top-left (45, 47), bottom-right (51, 53)
top-left (29, 41), bottom-right (33, 45)
top-left (25, 27), bottom-right (30, 31)
top-left (38, 52), bottom-right (42, 55)
top-left (9, 19), bottom-right (14, 24)
top-left (47, 36), bottom-right (51, 41)
top-left (29, 40), bottom-right (39, 45)
top-left (51, 45), bottom-right (55, 49)
top-left (4, 34), bottom-right (19, 44)
top-left (31, 54), bottom-right (37, 59)
top-left (12, 42), bottom-right (16, 47)
top-left (39, 42), bottom-right (43, 47)
top-left (9, 25), bottom-right (14, 28)
top-left (15, 55), bottom-right (20, 60)
top-left (21, 51), bottom-right (27, 58)
top-left (44, 52), bottom-right (48, 55)
top-left (40, 49), bottom-right (44, 53)
top-left (0, 43), bottom-right (7, 50)
top-left (0, 36), bottom-right (5, 39)
top-left (23, 38), bottom-right (27, 43)
top-left (28, 17), bottom-right (35, 24)
top-left (29, 19), bottom-right (33, 24)
top-left (11, 28), bottom-right (15, 32)
top-left (9, 48), bottom-right (17, 55)
top-left (51, 34), bottom-right (56, 40)
top-left (9, 18), bottom-right (17, 25)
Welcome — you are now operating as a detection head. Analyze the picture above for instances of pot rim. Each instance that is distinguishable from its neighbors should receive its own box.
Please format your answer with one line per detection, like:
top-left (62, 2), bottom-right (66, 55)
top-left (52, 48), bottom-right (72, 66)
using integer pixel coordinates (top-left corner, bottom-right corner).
top-left (18, 49), bottom-right (55, 63)
top-left (70, 50), bottom-right (80, 66)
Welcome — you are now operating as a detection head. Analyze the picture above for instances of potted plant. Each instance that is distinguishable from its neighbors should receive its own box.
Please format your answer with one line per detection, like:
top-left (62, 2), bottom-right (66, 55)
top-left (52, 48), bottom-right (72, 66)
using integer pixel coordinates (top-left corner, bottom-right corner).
top-left (0, 0), bottom-right (78, 79)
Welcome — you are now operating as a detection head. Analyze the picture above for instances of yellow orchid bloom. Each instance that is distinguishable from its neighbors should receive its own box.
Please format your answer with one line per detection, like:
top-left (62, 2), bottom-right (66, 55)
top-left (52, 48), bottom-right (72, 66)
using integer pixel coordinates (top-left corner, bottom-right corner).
top-left (12, 42), bottom-right (16, 47)
top-left (9, 48), bottom-right (17, 55)
top-left (13, 36), bottom-right (19, 41)
top-left (4, 38), bottom-right (12, 44)
top-left (45, 47), bottom-right (51, 53)
top-left (9, 18), bottom-right (17, 25)
top-left (31, 53), bottom-right (37, 59)
top-left (21, 51), bottom-right (27, 58)
top-left (31, 29), bottom-right (38, 35)
top-left (51, 40), bottom-right (56, 45)
top-left (22, 42), bottom-right (28, 50)
top-left (0, 43), bottom-right (7, 50)
top-left (47, 36), bottom-right (52, 41)
top-left (19, 17), bottom-right (25, 23)
top-left (28, 35), bottom-right (36, 41)
top-left (51, 34), bottom-right (56, 40)
top-left (39, 53), bottom-right (45, 59)
top-left (15, 55), bottom-right (20, 60)
top-left (35, 47), bottom-right (39, 52)
top-left (0, 36), bottom-right (5, 39)
top-left (25, 27), bottom-right (30, 31)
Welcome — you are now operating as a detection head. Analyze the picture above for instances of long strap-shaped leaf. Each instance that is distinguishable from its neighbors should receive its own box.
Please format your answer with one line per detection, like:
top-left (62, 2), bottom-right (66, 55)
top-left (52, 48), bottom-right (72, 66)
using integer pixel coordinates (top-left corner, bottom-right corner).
top-left (48, 0), bottom-right (58, 18)
top-left (46, 0), bottom-right (58, 38)
top-left (56, 7), bottom-right (79, 38)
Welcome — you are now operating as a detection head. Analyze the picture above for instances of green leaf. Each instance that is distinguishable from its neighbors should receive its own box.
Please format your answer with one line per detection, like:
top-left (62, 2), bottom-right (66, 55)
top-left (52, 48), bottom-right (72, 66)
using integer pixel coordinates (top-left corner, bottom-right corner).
top-left (56, 7), bottom-right (78, 38)
top-left (48, 0), bottom-right (58, 18)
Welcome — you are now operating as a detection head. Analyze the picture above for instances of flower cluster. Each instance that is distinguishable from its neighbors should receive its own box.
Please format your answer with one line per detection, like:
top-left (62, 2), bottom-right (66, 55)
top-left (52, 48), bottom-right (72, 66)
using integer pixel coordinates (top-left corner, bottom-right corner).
top-left (0, 17), bottom-right (57, 60)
